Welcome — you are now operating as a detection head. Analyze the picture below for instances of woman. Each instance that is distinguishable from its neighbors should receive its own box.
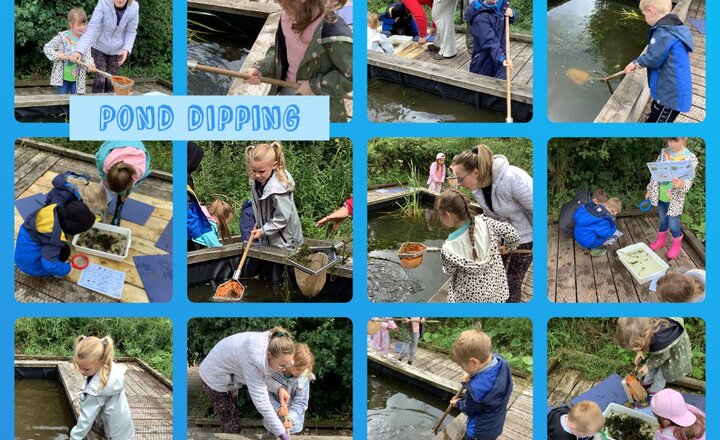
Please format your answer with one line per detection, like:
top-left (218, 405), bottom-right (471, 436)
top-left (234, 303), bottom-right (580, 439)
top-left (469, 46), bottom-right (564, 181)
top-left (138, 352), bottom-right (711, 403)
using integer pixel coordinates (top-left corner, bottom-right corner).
top-left (450, 145), bottom-right (533, 302)
top-left (198, 327), bottom-right (294, 440)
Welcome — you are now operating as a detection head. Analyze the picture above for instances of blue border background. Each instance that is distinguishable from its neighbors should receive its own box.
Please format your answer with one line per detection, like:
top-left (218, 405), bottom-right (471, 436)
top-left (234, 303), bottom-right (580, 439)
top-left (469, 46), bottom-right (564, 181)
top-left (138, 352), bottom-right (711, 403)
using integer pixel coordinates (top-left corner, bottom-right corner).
top-left (2, 0), bottom-right (717, 438)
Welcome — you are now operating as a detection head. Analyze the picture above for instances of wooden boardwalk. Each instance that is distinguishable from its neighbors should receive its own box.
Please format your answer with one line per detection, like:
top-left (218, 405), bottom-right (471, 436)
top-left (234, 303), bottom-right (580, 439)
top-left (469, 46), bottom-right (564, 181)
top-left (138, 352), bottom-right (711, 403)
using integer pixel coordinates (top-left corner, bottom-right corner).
top-left (547, 215), bottom-right (705, 303)
top-left (16, 357), bottom-right (173, 439)
top-left (369, 346), bottom-right (533, 439)
top-left (14, 139), bottom-right (173, 303)
top-left (15, 78), bottom-right (173, 109)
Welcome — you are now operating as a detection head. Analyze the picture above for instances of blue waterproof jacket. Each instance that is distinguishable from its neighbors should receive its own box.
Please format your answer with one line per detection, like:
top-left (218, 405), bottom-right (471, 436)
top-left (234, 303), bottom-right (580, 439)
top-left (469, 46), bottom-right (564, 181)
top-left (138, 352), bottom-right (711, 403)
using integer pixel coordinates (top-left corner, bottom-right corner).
top-left (380, 3), bottom-right (420, 37)
top-left (465, 0), bottom-right (516, 79)
top-left (187, 186), bottom-right (219, 247)
top-left (573, 202), bottom-right (617, 249)
top-left (636, 14), bottom-right (694, 112)
top-left (45, 171), bottom-right (91, 207)
top-left (15, 204), bottom-right (71, 277)
top-left (458, 354), bottom-right (513, 440)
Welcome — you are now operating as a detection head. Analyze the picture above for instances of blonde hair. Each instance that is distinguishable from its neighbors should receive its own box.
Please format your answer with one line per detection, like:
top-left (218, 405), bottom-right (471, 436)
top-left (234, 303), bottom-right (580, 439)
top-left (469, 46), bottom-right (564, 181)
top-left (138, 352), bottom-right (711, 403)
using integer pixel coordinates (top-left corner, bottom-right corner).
top-left (605, 197), bottom-right (623, 213)
top-left (435, 189), bottom-right (480, 260)
top-left (67, 177), bottom-right (108, 213)
top-left (74, 335), bottom-right (114, 390)
top-left (208, 199), bottom-right (234, 241)
top-left (639, 0), bottom-right (672, 14)
top-left (569, 401), bottom-right (605, 433)
top-left (451, 323), bottom-right (492, 364)
top-left (268, 326), bottom-right (295, 358)
top-left (657, 271), bottom-right (702, 302)
top-left (451, 145), bottom-right (494, 184)
top-left (106, 162), bottom-right (136, 194)
top-left (368, 12), bottom-right (379, 28)
top-left (245, 142), bottom-right (289, 185)
top-left (293, 342), bottom-right (316, 380)
top-left (67, 7), bottom-right (87, 27)
top-left (616, 318), bottom-right (671, 351)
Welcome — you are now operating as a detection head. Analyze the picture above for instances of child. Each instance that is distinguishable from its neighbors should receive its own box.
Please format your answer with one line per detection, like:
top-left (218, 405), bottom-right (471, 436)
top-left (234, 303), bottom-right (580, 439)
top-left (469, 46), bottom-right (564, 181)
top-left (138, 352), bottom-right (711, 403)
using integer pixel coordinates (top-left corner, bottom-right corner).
top-left (557, 189), bottom-right (608, 238)
top-left (449, 325), bottom-right (512, 440)
top-left (650, 389), bottom-right (706, 440)
top-left (43, 8), bottom-right (95, 95)
top-left (616, 318), bottom-right (692, 397)
top-left (15, 201), bottom-right (95, 278)
top-left (646, 138), bottom-right (698, 259)
top-left (624, 0), bottom-right (693, 122)
top-left (70, 335), bottom-right (134, 440)
top-left (573, 197), bottom-right (622, 257)
top-left (379, 2), bottom-right (420, 38)
top-left (427, 153), bottom-right (446, 193)
top-left (265, 342), bottom-right (315, 435)
top-left (465, 0), bottom-right (516, 79)
top-left (45, 171), bottom-right (108, 218)
top-left (368, 13), bottom-right (394, 53)
top-left (397, 318), bottom-right (424, 365)
top-left (188, 189), bottom-right (234, 249)
top-left (369, 318), bottom-right (397, 357)
top-left (246, 0), bottom-right (353, 122)
top-left (95, 140), bottom-right (151, 226)
top-left (435, 189), bottom-right (519, 303)
top-left (656, 269), bottom-right (705, 303)
top-left (70, 0), bottom-right (139, 94)
top-left (547, 400), bottom-right (605, 440)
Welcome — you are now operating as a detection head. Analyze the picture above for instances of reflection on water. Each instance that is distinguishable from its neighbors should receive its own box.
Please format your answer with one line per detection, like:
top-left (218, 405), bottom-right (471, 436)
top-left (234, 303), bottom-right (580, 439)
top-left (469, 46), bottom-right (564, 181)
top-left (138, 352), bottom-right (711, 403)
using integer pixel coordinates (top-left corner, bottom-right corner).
top-left (15, 379), bottom-right (75, 440)
top-left (188, 41), bottom-right (250, 95)
top-left (368, 79), bottom-right (506, 123)
top-left (547, 0), bottom-right (647, 121)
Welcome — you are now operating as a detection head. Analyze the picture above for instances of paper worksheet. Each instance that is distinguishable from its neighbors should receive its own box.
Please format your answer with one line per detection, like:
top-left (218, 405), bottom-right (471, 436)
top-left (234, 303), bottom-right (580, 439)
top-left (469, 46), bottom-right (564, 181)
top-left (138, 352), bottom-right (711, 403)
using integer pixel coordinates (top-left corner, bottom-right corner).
top-left (77, 263), bottom-right (125, 299)
top-left (647, 160), bottom-right (696, 181)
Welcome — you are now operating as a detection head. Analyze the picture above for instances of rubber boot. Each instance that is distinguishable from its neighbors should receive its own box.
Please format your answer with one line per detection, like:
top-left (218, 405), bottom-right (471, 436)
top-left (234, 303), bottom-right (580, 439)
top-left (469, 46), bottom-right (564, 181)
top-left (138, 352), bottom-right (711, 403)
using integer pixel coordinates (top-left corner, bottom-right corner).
top-left (667, 234), bottom-right (684, 260)
top-left (649, 230), bottom-right (669, 251)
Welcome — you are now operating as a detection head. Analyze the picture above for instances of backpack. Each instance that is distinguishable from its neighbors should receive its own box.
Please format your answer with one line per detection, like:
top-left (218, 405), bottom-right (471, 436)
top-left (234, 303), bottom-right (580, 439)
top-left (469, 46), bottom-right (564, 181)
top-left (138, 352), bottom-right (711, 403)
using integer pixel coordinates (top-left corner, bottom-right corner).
top-left (558, 189), bottom-right (593, 238)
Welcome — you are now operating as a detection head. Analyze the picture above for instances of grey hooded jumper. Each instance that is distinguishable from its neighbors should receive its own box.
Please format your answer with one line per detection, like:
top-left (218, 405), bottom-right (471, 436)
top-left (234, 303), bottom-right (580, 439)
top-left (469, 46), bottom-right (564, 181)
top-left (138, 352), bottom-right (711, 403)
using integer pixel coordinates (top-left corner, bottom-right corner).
top-left (250, 170), bottom-right (304, 250)
top-left (75, 0), bottom-right (139, 57)
top-left (70, 362), bottom-right (135, 440)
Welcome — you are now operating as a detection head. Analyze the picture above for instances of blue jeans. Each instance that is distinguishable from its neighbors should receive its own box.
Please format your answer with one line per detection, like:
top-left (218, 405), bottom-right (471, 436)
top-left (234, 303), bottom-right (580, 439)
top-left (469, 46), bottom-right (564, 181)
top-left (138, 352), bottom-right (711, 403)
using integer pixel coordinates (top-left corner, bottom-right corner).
top-left (657, 200), bottom-right (682, 238)
top-left (57, 80), bottom-right (77, 94)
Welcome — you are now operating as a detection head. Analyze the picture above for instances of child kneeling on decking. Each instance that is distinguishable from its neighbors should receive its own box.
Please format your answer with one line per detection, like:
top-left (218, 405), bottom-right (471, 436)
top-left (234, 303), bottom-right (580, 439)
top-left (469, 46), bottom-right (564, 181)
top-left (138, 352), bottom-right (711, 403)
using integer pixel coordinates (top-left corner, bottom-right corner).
top-left (573, 197), bottom-right (622, 257)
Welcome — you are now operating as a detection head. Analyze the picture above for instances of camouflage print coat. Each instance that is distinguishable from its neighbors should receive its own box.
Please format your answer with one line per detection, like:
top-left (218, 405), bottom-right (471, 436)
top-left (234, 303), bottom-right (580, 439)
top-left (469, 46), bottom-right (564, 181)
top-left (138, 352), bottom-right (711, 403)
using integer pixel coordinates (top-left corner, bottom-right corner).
top-left (645, 317), bottom-right (693, 384)
top-left (256, 12), bottom-right (353, 122)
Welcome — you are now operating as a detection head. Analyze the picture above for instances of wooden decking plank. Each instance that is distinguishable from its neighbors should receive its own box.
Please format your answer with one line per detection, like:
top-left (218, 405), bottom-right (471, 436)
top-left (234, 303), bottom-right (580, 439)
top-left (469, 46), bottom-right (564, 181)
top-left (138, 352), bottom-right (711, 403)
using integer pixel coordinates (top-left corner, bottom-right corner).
top-left (573, 240), bottom-right (597, 302)
top-left (591, 250), bottom-right (619, 303)
top-left (547, 224), bottom-right (559, 301)
top-left (189, 0), bottom-right (279, 17)
top-left (554, 227), bottom-right (576, 302)
top-left (547, 370), bottom-right (582, 404)
top-left (228, 13), bottom-right (279, 96)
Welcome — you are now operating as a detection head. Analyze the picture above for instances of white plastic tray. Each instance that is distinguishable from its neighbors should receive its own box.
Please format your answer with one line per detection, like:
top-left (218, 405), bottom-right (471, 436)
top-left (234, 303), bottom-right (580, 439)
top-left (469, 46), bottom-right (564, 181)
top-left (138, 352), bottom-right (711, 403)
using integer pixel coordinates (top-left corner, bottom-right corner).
top-left (617, 242), bottom-right (669, 284)
top-left (594, 403), bottom-right (658, 440)
top-left (71, 222), bottom-right (132, 262)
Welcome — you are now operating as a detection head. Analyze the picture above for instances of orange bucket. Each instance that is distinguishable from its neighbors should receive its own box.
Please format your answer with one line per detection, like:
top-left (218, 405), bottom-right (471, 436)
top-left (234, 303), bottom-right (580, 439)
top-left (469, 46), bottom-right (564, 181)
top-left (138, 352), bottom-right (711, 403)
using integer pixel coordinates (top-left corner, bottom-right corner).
top-left (111, 76), bottom-right (135, 95)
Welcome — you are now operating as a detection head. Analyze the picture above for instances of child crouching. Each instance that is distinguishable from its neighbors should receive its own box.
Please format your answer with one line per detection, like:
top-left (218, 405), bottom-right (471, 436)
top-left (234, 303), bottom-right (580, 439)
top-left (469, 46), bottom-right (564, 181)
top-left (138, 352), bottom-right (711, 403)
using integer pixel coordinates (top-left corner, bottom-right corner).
top-left (547, 400), bottom-right (605, 440)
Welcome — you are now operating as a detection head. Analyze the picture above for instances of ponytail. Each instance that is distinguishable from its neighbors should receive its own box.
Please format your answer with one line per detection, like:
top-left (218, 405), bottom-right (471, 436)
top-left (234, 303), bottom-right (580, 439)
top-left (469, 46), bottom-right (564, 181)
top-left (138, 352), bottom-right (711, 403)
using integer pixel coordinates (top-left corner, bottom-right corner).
top-left (267, 326), bottom-right (295, 357)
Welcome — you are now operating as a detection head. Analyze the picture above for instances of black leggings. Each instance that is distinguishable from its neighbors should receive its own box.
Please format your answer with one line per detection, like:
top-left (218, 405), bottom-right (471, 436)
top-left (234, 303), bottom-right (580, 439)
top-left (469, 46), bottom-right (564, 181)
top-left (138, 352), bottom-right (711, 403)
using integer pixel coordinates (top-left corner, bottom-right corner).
top-left (502, 242), bottom-right (533, 303)
top-left (645, 100), bottom-right (681, 123)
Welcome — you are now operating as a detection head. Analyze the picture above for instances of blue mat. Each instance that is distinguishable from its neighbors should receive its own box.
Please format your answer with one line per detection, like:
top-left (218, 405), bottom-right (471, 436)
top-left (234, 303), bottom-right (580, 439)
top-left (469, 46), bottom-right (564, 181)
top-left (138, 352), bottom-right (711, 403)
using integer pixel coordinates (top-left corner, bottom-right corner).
top-left (689, 18), bottom-right (706, 35)
top-left (337, 5), bottom-right (352, 25)
top-left (155, 219), bottom-right (172, 253)
top-left (109, 197), bottom-right (155, 225)
top-left (133, 254), bottom-right (172, 302)
top-left (15, 193), bottom-right (47, 220)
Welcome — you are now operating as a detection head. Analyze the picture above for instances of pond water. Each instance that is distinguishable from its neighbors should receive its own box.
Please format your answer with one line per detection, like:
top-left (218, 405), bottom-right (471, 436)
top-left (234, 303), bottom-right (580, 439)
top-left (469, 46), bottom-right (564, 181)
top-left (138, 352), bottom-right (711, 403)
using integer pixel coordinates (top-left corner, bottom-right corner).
top-left (368, 204), bottom-right (451, 302)
top-left (15, 378), bottom-right (75, 440)
top-left (187, 11), bottom-right (264, 95)
top-left (15, 108), bottom-right (68, 123)
top-left (367, 370), bottom-right (457, 440)
top-left (368, 79), bottom-right (506, 123)
top-left (547, 0), bottom-right (648, 121)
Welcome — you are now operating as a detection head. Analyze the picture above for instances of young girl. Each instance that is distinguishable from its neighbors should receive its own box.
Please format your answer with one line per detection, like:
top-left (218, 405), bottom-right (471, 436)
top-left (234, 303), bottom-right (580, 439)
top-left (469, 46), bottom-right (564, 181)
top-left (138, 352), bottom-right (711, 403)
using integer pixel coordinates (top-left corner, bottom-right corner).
top-left (396, 318), bottom-right (424, 365)
top-left (651, 389), bottom-right (706, 440)
top-left (70, 0), bottom-right (139, 93)
top-left (95, 140), bottom-right (151, 225)
top-left (367, 13), bottom-right (394, 53)
top-left (245, 0), bottom-right (353, 122)
top-left (616, 318), bottom-right (692, 396)
top-left (657, 269), bottom-right (706, 303)
top-left (427, 152), bottom-right (446, 192)
top-left (45, 171), bottom-right (108, 216)
top-left (199, 327), bottom-right (295, 439)
top-left (265, 342), bottom-right (315, 435)
top-left (435, 189), bottom-right (519, 303)
top-left (450, 145), bottom-right (533, 303)
top-left (43, 8), bottom-right (95, 95)
top-left (646, 138), bottom-right (698, 259)
top-left (188, 191), bottom-right (234, 249)
top-left (368, 318), bottom-right (397, 357)
top-left (70, 335), bottom-right (134, 440)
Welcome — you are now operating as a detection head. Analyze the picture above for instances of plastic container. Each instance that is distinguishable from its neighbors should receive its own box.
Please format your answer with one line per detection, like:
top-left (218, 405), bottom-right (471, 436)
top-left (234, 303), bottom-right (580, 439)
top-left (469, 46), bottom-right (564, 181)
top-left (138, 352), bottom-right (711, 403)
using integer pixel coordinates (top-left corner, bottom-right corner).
top-left (616, 242), bottom-right (669, 284)
top-left (594, 403), bottom-right (658, 440)
top-left (71, 223), bottom-right (132, 262)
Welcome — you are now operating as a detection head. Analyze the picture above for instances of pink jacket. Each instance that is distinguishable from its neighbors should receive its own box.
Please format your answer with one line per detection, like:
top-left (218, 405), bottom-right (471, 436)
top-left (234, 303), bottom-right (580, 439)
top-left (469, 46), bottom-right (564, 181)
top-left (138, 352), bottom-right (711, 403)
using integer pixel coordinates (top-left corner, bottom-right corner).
top-left (427, 161), bottom-right (446, 185)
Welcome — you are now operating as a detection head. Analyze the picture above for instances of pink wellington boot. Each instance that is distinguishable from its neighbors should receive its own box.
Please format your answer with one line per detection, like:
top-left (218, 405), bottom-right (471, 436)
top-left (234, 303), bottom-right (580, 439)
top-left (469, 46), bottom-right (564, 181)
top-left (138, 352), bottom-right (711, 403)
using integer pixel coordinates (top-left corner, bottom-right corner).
top-left (667, 234), bottom-right (684, 260)
top-left (649, 230), bottom-right (669, 251)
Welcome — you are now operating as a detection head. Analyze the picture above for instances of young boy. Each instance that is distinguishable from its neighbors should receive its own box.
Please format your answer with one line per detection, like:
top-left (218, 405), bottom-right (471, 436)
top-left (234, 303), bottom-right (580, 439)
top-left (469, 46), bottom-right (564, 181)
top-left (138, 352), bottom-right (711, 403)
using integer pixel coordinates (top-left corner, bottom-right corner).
top-left (558, 189), bottom-right (609, 238)
top-left (449, 327), bottom-right (512, 440)
top-left (379, 2), bottom-right (420, 38)
top-left (573, 197), bottom-right (622, 257)
top-left (464, 0), bottom-right (516, 79)
top-left (547, 401), bottom-right (605, 440)
top-left (624, 0), bottom-right (693, 122)
top-left (15, 201), bottom-right (95, 277)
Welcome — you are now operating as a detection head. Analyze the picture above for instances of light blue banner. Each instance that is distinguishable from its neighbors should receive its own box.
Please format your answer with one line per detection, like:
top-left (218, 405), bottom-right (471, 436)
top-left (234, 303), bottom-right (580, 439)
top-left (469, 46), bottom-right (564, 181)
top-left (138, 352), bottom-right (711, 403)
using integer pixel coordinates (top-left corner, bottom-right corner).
top-left (69, 95), bottom-right (329, 140)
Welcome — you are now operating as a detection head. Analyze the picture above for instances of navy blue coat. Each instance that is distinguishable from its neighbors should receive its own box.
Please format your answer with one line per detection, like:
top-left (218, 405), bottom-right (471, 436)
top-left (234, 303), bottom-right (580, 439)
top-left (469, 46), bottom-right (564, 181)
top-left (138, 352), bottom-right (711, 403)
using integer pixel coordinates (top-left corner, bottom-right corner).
top-left (458, 354), bottom-right (513, 440)
top-left (637, 14), bottom-right (693, 112)
top-left (465, 0), bottom-right (516, 79)
top-left (573, 202), bottom-right (617, 249)
top-left (380, 2), bottom-right (420, 37)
